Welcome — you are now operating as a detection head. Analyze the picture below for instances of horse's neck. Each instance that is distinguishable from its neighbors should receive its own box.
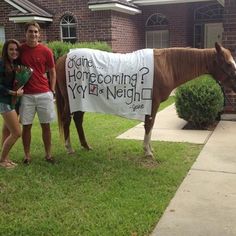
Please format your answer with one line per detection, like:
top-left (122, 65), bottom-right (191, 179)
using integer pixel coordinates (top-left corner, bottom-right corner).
top-left (157, 48), bottom-right (216, 88)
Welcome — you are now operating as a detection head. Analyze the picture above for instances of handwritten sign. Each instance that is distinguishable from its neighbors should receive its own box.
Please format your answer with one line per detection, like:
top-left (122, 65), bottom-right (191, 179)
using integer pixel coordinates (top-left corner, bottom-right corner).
top-left (66, 48), bottom-right (154, 121)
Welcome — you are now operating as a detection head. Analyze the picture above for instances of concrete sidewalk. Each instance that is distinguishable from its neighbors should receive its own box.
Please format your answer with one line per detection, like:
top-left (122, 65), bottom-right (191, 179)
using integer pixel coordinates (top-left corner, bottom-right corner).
top-left (117, 104), bottom-right (212, 144)
top-left (117, 104), bottom-right (236, 236)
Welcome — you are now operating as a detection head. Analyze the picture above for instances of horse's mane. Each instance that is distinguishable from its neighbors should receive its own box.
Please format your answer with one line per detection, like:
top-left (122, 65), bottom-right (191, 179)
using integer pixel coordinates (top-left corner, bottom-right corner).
top-left (154, 47), bottom-right (216, 85)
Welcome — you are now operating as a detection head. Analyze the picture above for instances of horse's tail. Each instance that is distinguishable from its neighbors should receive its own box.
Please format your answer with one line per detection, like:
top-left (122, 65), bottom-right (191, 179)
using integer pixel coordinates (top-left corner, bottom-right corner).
top-left (55, 80), bottom-right (64, 139)
top-left (55, 55), bottom-right (67, 141)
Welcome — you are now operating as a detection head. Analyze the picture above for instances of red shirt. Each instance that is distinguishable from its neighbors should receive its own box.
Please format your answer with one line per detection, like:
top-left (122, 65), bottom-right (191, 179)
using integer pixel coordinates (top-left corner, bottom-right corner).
top-left (20, 43), bottom-right (55, 94)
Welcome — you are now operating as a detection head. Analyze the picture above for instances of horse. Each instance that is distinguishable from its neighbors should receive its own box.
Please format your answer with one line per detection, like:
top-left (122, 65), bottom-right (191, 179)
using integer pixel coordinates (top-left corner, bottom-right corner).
top-left (55, 42), bottom-right (236, 158)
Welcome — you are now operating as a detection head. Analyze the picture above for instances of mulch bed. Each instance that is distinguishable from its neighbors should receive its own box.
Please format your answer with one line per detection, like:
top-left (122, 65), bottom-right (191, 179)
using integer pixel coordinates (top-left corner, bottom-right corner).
top-left (183, 121), bottom-right (219, 131)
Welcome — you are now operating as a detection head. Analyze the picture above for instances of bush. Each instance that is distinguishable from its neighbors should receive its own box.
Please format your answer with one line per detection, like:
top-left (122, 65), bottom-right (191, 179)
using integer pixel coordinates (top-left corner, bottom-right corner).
top-left (47, 41), bottom-right (112, 60)
top-left (0, 42), bottom-right (3, 55)
top-left (0, 41), bottom-right (111, 60)
top-left (175, 74), bottom-right (224, 129)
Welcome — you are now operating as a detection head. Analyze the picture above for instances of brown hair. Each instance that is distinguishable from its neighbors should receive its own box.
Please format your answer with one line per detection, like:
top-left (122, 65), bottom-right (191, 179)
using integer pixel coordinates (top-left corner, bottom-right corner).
top-left (1, 39), bottom-right (21, 73)
top-left (24, 21), bottom-right (41, 32)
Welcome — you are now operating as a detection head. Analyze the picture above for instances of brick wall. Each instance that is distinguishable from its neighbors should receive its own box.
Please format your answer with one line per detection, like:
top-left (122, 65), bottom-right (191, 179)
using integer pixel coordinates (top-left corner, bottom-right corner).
top-left (1, 0), bottom-right (236, 112)
top-left (223, 0), bottom-right (236, 113)
top-left (111, 12), bottom-right (144, 53)
top-left (37, 0), bottom-right (144, 52)
top-left (0, 1), bottom-right (24, 42)
top-left (141, 4), bottom-right (195, 48)
top-left (223, 0), bottom-right (236, 58)
top-left (1, 1), bottom-right (209, 51)
top-left (33, 0), bottom-right (113, 44)
top-left (0, 0), bottom-right (113, 45)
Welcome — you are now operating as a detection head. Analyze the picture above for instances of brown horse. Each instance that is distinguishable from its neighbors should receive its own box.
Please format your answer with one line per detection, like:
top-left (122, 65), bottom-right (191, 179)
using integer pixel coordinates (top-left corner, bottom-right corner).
top-left (55, 43), bottom-right (236, 158)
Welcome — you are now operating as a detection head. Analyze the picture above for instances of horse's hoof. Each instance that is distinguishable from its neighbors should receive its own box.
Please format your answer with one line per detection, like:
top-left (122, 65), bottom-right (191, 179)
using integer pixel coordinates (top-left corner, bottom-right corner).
top-left (83, 145), bottom-right (92, 151)
top-left (67, 149), bottom-right (75, 155)
top-left (145, 153), bottom-right (154, 159)
top-left (84, 146), bottom-right (93, 151)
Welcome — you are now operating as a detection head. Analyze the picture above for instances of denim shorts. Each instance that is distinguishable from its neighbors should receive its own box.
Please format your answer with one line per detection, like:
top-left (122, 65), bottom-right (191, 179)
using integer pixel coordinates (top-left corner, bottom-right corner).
top-left (0, 102), bottom-right (13, 114)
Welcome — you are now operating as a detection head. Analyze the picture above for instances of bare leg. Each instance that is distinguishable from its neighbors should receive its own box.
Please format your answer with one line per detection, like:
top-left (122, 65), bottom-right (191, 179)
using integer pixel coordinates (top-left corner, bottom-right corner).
top-left (22, 124), bottom-right (32, 161)
top-left (1, 122), bottom-right (18, 165)
top-left (1, 122), bottom-right (10, 146)
top-left (41, 123), bottom-right (52, 158)
top-left (0, 110), bottom-right (21, 167)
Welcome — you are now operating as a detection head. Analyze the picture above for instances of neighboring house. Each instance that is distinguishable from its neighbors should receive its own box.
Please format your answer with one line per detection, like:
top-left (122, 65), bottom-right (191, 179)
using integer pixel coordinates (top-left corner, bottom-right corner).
top-left (0, 0), bottom-right (236, 112)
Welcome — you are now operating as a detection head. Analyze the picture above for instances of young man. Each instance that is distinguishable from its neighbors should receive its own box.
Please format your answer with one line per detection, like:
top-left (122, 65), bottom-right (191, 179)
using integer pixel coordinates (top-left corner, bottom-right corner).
top-left (19, 21), bottom-right (56, 164)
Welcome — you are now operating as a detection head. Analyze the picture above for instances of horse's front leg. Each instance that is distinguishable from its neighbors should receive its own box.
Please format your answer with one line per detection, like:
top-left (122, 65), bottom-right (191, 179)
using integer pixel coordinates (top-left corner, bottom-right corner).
top-left (144, 115), bottom-right (155, 158)
top-left (73, 111), bottom-right (92, 150)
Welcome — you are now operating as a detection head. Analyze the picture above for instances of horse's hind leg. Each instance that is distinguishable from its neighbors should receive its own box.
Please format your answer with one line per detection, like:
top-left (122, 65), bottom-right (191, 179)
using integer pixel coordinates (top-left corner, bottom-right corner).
top-left (64, 115), bottom-right (75, 154)
top-left (73, 111), bottom-right (91, 150)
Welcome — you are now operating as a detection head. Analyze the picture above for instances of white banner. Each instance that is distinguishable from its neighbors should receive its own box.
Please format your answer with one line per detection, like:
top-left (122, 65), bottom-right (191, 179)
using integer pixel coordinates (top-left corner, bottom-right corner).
top-left (65, 48), bottom-right (154, 121)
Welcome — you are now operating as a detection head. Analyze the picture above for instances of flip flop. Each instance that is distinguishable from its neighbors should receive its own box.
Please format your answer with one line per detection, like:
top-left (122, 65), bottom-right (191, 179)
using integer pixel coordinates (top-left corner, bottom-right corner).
top-left (0, 161), bottom-right (15, 169)
top-left (7, 160), bottom-right (18, 166)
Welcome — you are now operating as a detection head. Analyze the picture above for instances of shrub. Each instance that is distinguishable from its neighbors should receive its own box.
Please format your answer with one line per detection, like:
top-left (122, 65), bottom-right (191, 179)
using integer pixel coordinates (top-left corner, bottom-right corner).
top-left (175, 74), bottom-right (224, 129)
top-left (47, 41), bottom-right (112, 60)
top-left (0, 42), bottom-right (3, 55)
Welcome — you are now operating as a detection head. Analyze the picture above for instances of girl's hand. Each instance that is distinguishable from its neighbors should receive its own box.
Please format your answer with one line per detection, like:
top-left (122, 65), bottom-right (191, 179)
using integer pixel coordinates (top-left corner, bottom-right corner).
top-left (16, 86), bottom-right (24, 96)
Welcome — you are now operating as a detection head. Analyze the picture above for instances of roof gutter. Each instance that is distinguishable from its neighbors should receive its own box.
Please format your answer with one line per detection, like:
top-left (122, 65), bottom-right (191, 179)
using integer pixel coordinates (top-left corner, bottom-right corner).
top-left (9, 16), bottom-right (53, 23)
top-left (133, 0), bottom-right (224, 6)
top-left (89, 3), bottom-right (141, 15)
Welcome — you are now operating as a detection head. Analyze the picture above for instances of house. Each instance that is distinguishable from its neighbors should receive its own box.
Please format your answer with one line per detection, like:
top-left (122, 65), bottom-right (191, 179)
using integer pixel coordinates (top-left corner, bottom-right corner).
top-left (1, 0), bottom-right (236, 112)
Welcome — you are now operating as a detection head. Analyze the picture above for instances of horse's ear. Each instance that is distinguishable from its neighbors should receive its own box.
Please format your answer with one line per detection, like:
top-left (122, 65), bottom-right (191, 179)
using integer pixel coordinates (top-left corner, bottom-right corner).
top-left (215, 42), bottom-right (222, 53)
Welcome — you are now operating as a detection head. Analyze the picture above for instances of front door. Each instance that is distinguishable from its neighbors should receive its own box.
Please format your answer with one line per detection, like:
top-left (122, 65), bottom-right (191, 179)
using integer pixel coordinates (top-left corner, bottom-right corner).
top-left (204, 23), bottom-right (223, 48)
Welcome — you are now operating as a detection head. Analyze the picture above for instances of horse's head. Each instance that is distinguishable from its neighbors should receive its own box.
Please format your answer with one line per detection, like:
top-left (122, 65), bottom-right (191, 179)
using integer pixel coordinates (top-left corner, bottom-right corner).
top-left (214, 42), bottom-right (236, 92)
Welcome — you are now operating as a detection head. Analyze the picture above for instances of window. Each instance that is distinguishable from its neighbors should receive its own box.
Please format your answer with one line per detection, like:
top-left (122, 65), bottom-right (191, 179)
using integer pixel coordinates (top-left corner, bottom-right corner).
top-left (60, 15), bottom-right (77, 43)
top-left (194, 3), bottom-right (223, 48)
top-left (195, 3), bottom-right (223, 21)
top-left (146, 13), bottom-right (168, 27)
top-left (145, 13), bottom-right (169, 48)
top-left (146, 30), bottom-right (169, 48)
top-left (194, 24), bottom-right (203, 48)
top-left (0, 27), bottom-right (5, 43)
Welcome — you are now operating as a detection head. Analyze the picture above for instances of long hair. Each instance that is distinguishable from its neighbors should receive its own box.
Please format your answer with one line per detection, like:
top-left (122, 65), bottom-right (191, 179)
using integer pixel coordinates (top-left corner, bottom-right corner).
top-left (1, 39), bottom-right (21, 73)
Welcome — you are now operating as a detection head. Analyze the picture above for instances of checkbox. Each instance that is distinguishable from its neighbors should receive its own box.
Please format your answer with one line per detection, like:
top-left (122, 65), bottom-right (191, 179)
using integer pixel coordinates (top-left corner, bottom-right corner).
top-left (142, 88), bottom-right (152, 100)
top-left (89, 84), bottom-right (98, 96)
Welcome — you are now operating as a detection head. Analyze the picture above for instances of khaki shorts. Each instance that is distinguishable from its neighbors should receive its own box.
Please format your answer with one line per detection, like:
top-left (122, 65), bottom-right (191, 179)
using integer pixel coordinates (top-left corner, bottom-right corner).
top-left (19, 92), bottom-right (55, 125)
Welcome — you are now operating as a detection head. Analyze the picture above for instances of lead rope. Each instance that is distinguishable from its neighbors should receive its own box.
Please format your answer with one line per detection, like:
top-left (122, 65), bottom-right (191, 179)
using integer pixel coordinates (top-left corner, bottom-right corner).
top-left (217, 80), bottom-right (236, 112)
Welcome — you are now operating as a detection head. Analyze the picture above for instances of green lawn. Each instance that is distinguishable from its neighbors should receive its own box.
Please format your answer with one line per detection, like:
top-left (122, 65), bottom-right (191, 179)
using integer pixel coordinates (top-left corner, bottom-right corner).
top-left (0, 97), bottom-right (202, 236)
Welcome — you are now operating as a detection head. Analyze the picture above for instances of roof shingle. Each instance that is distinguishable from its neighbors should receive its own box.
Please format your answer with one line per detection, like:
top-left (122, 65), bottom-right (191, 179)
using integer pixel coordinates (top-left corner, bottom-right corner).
top-left (6, 0), bottom-right (53, 18)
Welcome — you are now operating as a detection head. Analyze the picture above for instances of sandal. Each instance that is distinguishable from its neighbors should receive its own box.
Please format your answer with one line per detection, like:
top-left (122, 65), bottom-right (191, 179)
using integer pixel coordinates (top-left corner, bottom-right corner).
top-left (22, 158), bottom-right (31, 165)
top-left (0, 161), bottom-right (15, 169)
top-left (7, 160), bottom-right (18, 166)
top-left (45, 156), bottom-right (55, 164)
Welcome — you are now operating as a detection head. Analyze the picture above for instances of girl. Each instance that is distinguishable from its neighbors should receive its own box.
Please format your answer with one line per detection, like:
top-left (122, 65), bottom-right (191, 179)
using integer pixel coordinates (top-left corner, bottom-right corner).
top-left (0, 39), bottom-right (24, 168)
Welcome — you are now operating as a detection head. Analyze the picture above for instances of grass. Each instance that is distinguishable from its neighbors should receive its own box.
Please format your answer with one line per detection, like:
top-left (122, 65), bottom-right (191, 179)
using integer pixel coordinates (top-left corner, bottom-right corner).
top-left (0, 96), bottom-right (203, 236)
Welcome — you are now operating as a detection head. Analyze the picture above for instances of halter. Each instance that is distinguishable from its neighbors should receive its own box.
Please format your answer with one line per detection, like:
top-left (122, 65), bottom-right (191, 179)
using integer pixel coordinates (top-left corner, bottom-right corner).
top-left (214, 57), bottom-right (236, 111)
top-left (216, 56), bottom-right (236, 81)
